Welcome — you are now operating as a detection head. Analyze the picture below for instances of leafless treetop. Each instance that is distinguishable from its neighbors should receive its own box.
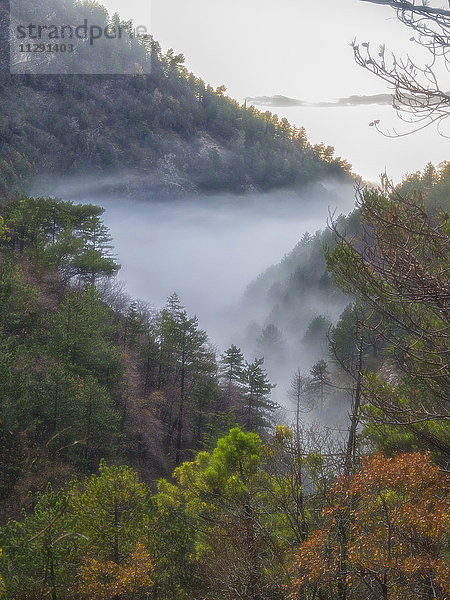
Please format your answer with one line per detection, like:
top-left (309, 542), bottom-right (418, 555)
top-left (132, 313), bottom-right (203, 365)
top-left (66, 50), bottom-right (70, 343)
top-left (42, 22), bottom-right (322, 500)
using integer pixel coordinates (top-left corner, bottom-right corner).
top-left (355, 0), bottom-right (450, 136)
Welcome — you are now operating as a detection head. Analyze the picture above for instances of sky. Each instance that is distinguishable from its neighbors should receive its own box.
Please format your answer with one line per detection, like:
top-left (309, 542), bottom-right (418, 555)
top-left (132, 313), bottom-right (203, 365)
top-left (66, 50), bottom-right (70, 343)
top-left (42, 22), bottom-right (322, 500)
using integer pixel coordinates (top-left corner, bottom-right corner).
top-left (98, 0), bottom-right (417, 100)
top-left (98, 0), bottom-right (449, 181)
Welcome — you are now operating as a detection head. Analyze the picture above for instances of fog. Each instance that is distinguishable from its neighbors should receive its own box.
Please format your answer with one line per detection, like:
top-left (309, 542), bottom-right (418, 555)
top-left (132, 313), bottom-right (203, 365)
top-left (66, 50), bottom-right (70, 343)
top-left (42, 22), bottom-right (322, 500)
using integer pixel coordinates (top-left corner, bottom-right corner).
top-left (42, 179), bottom-right (353, 336)
top-left (35, 177), bottom-right (357, 421)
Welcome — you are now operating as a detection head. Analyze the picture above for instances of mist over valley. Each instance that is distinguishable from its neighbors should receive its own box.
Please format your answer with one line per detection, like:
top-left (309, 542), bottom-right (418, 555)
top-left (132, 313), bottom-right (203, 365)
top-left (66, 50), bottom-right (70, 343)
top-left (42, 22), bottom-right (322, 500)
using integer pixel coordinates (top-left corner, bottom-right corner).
top-left (49, 181), bottom-right (353, 327)
top-left (34, 176), bottom-right (357, 416)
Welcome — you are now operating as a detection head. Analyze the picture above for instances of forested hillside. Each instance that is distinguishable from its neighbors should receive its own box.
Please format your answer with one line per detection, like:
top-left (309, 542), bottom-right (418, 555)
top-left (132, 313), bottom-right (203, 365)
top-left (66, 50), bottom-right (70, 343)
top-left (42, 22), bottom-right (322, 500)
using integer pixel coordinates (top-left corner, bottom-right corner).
top-left (0, 0), bottom-right (351, 198)
top-left (0, 166), bottom-right (448, 599)
top-left (0, 196), bottom-right (282, 515)
top-left (235, 162), bottom-right (450, 380)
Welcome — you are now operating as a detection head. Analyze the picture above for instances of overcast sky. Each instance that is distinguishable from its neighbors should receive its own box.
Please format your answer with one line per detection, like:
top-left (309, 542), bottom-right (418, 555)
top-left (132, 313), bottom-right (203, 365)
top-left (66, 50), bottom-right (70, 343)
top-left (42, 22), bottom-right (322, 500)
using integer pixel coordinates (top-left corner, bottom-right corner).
top-left (99, 0), bottom-right (449, 181)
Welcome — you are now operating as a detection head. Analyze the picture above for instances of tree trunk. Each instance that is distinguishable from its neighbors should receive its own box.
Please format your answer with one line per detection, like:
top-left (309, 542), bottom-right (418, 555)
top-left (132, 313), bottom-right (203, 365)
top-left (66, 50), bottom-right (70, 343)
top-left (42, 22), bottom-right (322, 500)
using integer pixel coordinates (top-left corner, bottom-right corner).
top-left (244, 501), bottom-right (260, 600)
top-left (113, 498), bottom-right (119, 563)
top-left (338, 328), bottom-right (364, 600)
top-left (175, 342), bottom-right (186, 465)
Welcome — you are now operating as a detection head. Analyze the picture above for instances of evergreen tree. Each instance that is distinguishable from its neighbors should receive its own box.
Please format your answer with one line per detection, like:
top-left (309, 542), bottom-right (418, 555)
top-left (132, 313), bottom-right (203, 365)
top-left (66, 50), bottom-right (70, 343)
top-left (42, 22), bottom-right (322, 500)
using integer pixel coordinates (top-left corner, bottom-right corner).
top-left (326, 187), bottom-right (450, 463)
top-left (71, 212), bottom-right (120, 284)
top-left (219, 344), bottom-right (245, 404)
top-left (73, 462), bottom-right (151, 563)
top-left (303, 315), bottom-right (332, 360)
top-left (157, 428), bottom-right (284, 600)
top-left (242, 358), bottom-right (277, 432)
top-left (256, 324), bottom-right (286, 369)
top-left (0, 485), bottom-right (76, 600)
top-left (308, 359), bottom-right (331, 411)
top-left (156, 294), bottom-right (216, 463)
top-left (123, 301), bottom-right (144, 348)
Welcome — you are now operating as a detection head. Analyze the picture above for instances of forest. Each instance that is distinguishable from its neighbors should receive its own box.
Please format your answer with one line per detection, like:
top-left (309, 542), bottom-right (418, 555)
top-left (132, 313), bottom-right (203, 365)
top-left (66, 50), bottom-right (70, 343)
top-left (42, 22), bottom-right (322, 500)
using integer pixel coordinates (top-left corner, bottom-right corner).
top-left (0, 163), bottom-right (448, 600)
top-left (0, 0), bottom-right (449, 599)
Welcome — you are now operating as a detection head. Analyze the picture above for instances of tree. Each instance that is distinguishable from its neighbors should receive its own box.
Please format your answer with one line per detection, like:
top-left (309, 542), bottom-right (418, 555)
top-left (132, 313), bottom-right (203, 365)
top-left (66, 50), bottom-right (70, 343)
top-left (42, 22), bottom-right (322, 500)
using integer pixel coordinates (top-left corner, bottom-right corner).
top-left (49, 285), bottom-right (122, 381)
top-left (242, 358), bottom-right (277, 432)
top-left (0, 465), bottom-right (154, 600)
top-left (354, 0), bottom-right (450, 135)
top-left (326, 187), bottom-right (449, 463)
top-left (308, 360), bottom-right (331, 411)
top-left (330, 304), bottom-right (360, 369)
top-left (219, 344), bottom-right (246, 405)
top-left (256, 324), bottom-right (286, 369)
top-left (288, 369), bottom-right (313, 416)
top-left (150, 492), bottom-right (200, 600)
top-left (122, 301), bottom-right (144, 348)
top-left (0, 484), bottom-right (77, 600)
top-left (303, 315), bottom-right (332, 360)
top-left (396, 160), bottom-right (450, 213)
top-left (157, 428), bottom-right (284, 600)
top-left (288, 452), bottom-right (450, 600)
top-left (156, 294), bottom-right (216, 463)
top-left (2, 197), bottom-right (120, 283)
top-left (265, 425), bottom-right (310, 545)
top-left (77, 543), bottom-right (154, 600)
top-left (331, 304), bottom-right (385, 369)
top-left (71, 211), bottom-right (120, 284)
top-left (73, 462), bottom-right (151, 564)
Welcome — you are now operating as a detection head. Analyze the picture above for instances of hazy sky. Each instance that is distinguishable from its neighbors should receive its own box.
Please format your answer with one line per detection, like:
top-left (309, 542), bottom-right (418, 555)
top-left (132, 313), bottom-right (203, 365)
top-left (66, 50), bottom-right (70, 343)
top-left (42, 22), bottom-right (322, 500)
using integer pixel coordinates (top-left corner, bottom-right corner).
top-left (98, 0), bottom-right (426, 99)
top-left (98, 0), bottom-right (449, 181)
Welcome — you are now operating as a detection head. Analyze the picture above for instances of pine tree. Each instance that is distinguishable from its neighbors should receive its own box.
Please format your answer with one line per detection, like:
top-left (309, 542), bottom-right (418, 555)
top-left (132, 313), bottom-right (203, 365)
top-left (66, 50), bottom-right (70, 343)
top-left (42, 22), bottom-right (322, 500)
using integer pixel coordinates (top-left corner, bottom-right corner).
top-left (219, 344), bottom-right (245, 405)
top-left (308, 360), bottom-right (331, 411)
top-left (242, 358), bottom-right (277, 432)
top-left (72, 211), bottom-right (120, 284)
top-left (256, 324), bottom-right (286, 369)
top-left (156, 294), bottom-right (216, 463)
top-left (303, 315), bottom-right (331, 360)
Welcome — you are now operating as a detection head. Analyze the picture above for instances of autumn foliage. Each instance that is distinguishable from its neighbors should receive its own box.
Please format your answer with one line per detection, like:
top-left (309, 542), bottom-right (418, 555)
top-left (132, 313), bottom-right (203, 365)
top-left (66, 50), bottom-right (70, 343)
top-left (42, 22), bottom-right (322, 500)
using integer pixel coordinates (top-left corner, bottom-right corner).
top-left (77, 543), bottom-right (153, 600)
top-left (288, 452), bottom-right (449, 600)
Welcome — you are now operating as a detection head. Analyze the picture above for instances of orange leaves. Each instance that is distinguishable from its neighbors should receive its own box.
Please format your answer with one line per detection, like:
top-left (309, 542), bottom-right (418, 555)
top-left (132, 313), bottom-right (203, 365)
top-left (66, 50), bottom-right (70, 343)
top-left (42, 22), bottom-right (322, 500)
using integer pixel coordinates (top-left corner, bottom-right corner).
top-left (77, 543), bottom-right (154, 600)
top-left (348, 452), bottom-right (449, 545)
top-left (401, 556), bottom-right (450, 592)
top-left (350, 452), bottom-right (445, 494)
top-left (288, 530), bottom-right (329, 587)
top-left (288, 453), bottom-right (449, 599)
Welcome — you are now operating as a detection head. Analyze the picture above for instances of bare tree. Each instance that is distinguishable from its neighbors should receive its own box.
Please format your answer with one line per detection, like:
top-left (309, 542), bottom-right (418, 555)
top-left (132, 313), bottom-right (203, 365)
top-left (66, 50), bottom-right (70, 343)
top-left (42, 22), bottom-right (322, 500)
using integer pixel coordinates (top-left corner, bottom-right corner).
top-left (288, 369), bottom-right (313, 420)
top-left (354, 0), bottom-right (450, 135)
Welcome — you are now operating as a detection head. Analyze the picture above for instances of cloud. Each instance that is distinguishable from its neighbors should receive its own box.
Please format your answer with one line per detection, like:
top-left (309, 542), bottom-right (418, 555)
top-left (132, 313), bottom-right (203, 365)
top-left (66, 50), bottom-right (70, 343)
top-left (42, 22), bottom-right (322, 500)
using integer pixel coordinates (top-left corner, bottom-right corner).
top-left (245, 95), bottom-right (305, 107)
top-left (317, 94), bottom-right (393, 107)
top-left (247, 93), bottom-right (393, 108)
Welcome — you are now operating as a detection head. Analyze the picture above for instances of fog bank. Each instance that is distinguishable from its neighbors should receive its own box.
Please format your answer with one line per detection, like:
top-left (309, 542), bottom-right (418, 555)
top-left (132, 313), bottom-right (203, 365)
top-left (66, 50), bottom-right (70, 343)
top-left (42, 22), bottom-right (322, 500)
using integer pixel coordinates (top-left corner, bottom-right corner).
top-left (32, 177), bottom-right (357, 422)
top-left (41, 178), bottom-right (356, 348)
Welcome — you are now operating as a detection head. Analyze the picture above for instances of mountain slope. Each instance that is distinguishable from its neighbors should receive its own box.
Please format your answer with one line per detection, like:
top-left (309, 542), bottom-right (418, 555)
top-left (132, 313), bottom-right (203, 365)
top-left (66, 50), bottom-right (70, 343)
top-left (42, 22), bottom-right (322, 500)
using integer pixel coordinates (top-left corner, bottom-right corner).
top-left (0, 0), bottom-right (352, 198)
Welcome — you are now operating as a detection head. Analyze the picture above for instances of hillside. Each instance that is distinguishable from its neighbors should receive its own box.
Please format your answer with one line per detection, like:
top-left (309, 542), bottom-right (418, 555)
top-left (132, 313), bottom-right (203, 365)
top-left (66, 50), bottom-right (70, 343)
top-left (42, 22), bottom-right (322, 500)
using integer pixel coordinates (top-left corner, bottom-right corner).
top-left (0, 2), bottom-right (448, 598)
top-left (0, 0), bottom-right (351, 198)
top-left (234, 162), bottom-right (450, 379)
top-left (232, 210), bottom-right (360, 373)
top-left (0, 194), bottom-right (286, 523)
